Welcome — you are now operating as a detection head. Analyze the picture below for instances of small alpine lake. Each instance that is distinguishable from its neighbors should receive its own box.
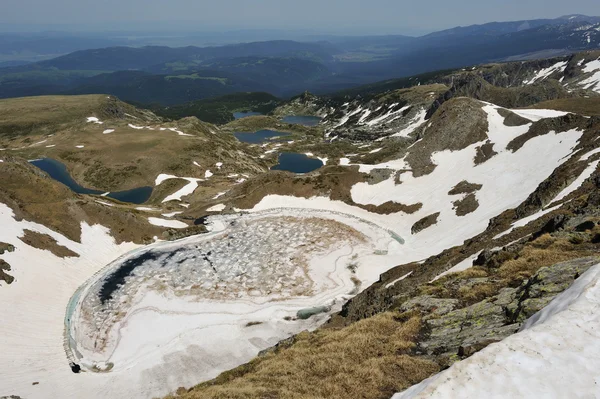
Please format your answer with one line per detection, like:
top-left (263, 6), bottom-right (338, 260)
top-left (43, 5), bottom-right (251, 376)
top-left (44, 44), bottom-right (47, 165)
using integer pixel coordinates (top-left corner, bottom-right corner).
top-left (271, 152), bottom-right (324, 174)
top-left (282, 115), bottom-right (322, 127)
top-left (30, 158), bottom-right (153, 204)
top-left (233, 129), bottom-right (291, 144)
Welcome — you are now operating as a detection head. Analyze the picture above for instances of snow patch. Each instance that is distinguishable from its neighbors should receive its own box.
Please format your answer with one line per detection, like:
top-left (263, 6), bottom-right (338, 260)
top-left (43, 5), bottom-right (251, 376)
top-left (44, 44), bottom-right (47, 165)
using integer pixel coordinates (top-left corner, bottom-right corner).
top-left (551, 160), bottom-right (599, 204)
top-left (148, 217), bottom-right (188, 229)
top-left (385, 271), bottom-right (413, 289)
top-left (522, 61), bottom-right (568, 84)
top-left (161, 211), bottom-right (183, 218)
top-left (155, 174), bottom-right (204, 203)
top-left (510, 108), bottom-right (569, 122)
top-left (87, 117), bottom-right (103, 124)
top-left (389, 109), bottom-right (427, 138)
top-left (207, 204), bottom-right (226, 212)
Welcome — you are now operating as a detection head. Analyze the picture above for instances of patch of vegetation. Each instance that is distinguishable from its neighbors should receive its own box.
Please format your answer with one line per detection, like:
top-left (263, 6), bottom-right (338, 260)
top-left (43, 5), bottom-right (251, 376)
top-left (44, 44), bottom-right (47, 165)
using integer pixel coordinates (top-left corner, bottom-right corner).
top-left (19, 229), bottom-right (79, 258)
top-left (453, 193), bottom-right (480, 216)
top-left (448, 181), bottom-right (483, 195)
top-left (474, 141), bottom-right (498, 165)
top-left (0, 259), bottom-right (14, 285)
top-left (411, 213), bottom-right (440, 234)
top-left (357, 201), bottom-right (423, 215)
top-left (530, 98), bottom-right (600, 117)
top-left (170, 313), bottom-right (438, 399)
top-left (0, 242), bottom-right (15, 255)
top-left (497, 108), bottom-right (531, 126)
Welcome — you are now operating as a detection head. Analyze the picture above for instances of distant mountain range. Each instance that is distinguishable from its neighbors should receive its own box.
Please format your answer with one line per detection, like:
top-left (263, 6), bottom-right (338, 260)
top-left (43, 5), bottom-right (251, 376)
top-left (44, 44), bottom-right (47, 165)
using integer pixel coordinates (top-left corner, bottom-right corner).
top-left (0, 15), bottom-right (598, 105)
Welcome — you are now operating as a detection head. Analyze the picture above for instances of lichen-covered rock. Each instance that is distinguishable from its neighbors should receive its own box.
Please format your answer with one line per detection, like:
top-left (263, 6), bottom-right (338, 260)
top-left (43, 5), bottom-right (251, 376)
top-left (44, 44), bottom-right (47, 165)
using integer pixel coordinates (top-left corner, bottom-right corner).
top-left (400, 295), bottom-right (459, 319)
top-left (510, 256), bottom-right (600, 321)
top-left (421, 299), bottom-right (516, 357)
top-left (415, 257), bottom-right (599, 361)
top-left (367, 168), bottom-right (393, 185)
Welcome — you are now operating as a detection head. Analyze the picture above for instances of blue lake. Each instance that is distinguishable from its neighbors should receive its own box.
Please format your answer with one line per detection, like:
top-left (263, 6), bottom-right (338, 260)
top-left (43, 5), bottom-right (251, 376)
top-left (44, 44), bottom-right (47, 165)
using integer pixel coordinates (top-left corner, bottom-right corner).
top-left (233, 111), bottom-right (263, 119)
top-left (282, 115), bottom-right (322, 127)
top-left (233, 129), bottom-right (291, 144)
top-left (271, 152), bottom-right (324, 174)
top-left (30, 158), bottom-right (152, 204)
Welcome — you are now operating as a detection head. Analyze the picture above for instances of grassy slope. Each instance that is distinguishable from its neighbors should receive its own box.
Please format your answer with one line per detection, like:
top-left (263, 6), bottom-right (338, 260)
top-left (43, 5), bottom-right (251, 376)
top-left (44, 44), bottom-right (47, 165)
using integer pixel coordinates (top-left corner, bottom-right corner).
top-left (528, 98), bottom-right (600, 116)
top-left (0, 156), bottom-right (164, 244)
top-left (169, 313), bottom-right (438, 399)
top-left (0, 95), bottom-right (266, 193)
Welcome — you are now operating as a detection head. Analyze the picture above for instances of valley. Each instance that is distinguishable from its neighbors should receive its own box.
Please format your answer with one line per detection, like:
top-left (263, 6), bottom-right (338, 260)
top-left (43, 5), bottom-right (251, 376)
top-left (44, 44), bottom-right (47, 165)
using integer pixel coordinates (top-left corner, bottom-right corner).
top-left (0, 38), bottom-right (600, 399)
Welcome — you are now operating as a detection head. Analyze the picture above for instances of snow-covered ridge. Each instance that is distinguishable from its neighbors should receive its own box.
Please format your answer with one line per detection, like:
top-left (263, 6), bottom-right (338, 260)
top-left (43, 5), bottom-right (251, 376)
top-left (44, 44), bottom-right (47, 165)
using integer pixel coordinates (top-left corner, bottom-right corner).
top-left (522, 61), bottom-right (568, 85)
top-left (323, 93), bottom-right (437, 141)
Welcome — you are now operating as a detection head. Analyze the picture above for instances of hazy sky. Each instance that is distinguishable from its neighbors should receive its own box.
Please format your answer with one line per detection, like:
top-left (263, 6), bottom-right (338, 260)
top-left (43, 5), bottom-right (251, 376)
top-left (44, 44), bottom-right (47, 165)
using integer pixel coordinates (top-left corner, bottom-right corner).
top-left (2, 0), bottom-right (599, 35)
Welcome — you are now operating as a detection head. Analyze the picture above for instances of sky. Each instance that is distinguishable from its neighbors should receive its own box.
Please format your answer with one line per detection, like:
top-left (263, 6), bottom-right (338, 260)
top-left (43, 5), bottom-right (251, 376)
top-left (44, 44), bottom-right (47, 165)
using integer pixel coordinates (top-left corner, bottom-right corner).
top-left (1, 0), bottom-right (599, 35)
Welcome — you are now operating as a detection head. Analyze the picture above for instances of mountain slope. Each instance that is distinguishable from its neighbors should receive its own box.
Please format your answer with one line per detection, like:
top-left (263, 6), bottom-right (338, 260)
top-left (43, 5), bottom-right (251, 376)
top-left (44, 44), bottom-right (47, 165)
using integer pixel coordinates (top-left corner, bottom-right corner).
top-left (0, 51), bottom-right (599, 399)
top-left (165, 97), bottom-right (600, 399)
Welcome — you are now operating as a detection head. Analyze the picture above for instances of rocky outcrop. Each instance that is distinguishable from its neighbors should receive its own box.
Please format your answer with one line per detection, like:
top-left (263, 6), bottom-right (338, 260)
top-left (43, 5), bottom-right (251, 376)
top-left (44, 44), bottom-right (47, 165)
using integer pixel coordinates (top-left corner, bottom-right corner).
top-left (405, 257), bottom-right (599, 365)
top-left (427, 73), bottom-right (573, 119)
top-left (411, 213), bottom-right (440, 234)
top-left (272, 91), bottom-right (329, 118)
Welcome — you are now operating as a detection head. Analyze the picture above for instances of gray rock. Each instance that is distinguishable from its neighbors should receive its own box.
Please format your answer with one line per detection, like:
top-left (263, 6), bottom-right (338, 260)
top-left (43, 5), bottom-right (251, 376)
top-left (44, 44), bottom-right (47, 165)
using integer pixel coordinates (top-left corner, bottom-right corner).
top-left (417, 257), bottom-right (600, 359)
top-left (367, 169), bottom-right (393, 185)
top-left (422, 300), bottom-right (509, 356)
top-left (400, 295), bottom-right (459, 319)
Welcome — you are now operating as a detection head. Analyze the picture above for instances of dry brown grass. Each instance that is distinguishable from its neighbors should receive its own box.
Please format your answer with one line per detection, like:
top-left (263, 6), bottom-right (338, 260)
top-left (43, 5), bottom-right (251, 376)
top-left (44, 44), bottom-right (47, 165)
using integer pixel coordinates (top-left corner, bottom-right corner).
top-left (529, 98), bottom-right (600, 117)
top-left (458, 282), bottom-right (497, 303)
top-left (448, 181), bottom-right (483, 195)
top-left (19, 229), bottom-right (79, 258)
top-left (170, 313), bottom-right (438, 399)
top-left (452, 193), bottom-right (479, 216)
top-left (496, 236), bottom-right (590, 281)
top-left (418, 228), bottom-right (599, 306)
